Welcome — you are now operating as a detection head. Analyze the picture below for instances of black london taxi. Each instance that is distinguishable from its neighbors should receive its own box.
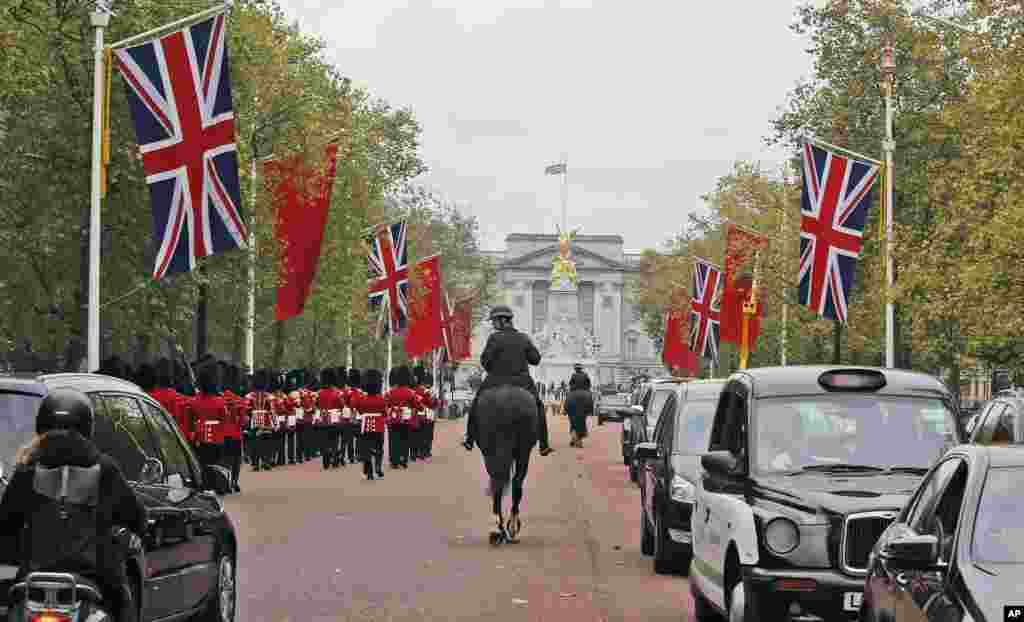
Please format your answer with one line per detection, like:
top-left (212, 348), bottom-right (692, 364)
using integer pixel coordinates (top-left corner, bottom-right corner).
top-left (862, 445), bottom-right (1024, 622)
top-left (635, 379), bottom-right (724, 574)
top-left (625, 377), bottom-right (686, 483)
top-left (690, 366), bottom-right (961, 622)
top-left (0, 373), bottom-right (238, 622)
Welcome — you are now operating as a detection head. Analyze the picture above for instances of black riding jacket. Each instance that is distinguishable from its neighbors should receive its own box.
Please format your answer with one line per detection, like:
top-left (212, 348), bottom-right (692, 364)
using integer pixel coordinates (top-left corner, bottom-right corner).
top-left (0, 431), bottom-right (147, 587)
top-left (479, 326), bottom-right (541, 395)
top-left (569, 372), bottom-right (591, 391)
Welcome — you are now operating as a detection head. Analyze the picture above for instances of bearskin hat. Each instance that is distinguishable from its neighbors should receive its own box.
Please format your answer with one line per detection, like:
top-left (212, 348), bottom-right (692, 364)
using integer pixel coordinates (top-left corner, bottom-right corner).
top-left (269, 370), bottom-right (283, 392)
top-left (321, 367), bottom-right (335, 387)
top-left (154, 358), bottom-right (174, 388)
top-left (197, 364), bottom-right (219, 394)
top-left (348, 368), bottom-right (361, 389)
top-left (389, 365), bottom-right (411, 388)
top-left (336, 367), bottom-right (349, 387)
top-left (412, 365), bottom-right (428, 386)
top-left (98, 355), bottom-right (127, 380)
top-left (135, 363), bottom-right (156, 391)
top-left (362, 368), bottom-right (384, 395)
top-left (304, 368), bottom-right (318, 389)
top-left (253, 369), bottom-right (269, 392)
top-left (285, 369), bottom-right (303, 392)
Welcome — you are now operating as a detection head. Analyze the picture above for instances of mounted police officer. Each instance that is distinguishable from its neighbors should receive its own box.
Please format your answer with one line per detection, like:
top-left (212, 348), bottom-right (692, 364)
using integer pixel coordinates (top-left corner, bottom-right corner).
top-left (0, 389), bottom-right (147, 622)
top-left (464, 305), bottom-right (553, 456)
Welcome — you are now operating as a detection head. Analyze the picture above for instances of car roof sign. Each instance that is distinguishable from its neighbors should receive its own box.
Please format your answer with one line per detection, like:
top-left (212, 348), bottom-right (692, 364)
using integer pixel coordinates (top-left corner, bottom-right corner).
top-left (818, 369), bottom-right (886, 392)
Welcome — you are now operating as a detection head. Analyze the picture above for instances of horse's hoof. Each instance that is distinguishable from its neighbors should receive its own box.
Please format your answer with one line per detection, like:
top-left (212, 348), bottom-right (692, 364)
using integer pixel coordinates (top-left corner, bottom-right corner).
top-left (507, 516), bottom-right (521, 542)
top-left (489, 531), bottom-right (504, 546)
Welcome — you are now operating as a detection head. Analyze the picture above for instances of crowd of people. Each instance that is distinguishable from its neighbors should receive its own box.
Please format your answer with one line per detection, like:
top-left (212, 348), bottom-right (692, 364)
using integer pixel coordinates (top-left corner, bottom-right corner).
top-left (96, 355), bottom-right (444, 486)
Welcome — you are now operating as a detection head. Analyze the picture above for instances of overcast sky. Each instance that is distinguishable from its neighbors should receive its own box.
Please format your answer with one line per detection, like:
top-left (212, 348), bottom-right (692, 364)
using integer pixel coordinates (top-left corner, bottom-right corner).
top-left (278, 1), bottom-right (817, 252)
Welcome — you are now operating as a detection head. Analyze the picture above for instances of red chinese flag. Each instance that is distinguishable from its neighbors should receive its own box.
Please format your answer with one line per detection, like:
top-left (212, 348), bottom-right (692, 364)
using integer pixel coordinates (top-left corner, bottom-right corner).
top-left (721, 224), bottom-right (769, 345)
top-left (405, 255), bottom-right (445, 358)
top-left (662, 307), bottom-right (697, 375)
top-left (267, 143), bottom-right (340, 321)
top-left (454, 300), bottom-right (473, 360)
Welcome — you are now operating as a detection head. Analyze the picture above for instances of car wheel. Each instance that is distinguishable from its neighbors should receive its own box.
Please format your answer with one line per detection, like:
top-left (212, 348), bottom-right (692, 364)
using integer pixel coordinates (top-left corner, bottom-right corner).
top-left (641, 508), bottom-right (654, 556)
top-left (629, 460), bottom-right (639, 483)
top-left (199, 553), bottom-right (237, 622)
top-left (726, 574), bottom-right (775, 622)
top-left (622, 454), bottom-right (630, 466)
top-left (690, 580), bottom-right (721, 621)
top-left (653, 512), bottom-right (677, 575)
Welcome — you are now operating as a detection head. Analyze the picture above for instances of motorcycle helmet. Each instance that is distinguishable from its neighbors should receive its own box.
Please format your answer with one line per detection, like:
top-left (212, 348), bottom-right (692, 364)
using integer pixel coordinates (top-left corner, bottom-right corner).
top-left (489, 305), bottom-right (513, 321)
top-left (37, 388), bottom-right (94, 438)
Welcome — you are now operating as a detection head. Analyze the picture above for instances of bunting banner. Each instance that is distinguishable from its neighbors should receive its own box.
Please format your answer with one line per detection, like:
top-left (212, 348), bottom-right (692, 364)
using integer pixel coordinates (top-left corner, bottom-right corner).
top-left (113, 11), bottom-right (247, 279)
top-left (266, 142), bottom-right (339, 321)
top-left (799, 140), bottom-right (880, 322)
top-left (662, 304), bottom-right (697, 375)
top-left (442, 290), bottom-right (473, 361)
top-left (720, 224), bottom-right (769, 351)
top-left (404, 255), bottom-right (444, 358)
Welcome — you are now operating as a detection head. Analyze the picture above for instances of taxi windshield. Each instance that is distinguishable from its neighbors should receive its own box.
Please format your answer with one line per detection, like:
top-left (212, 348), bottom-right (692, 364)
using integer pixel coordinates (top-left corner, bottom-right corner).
top-left (972, 467), bottom-right (1024, 564)
top-left (754, 396), bottom-right (957, 474)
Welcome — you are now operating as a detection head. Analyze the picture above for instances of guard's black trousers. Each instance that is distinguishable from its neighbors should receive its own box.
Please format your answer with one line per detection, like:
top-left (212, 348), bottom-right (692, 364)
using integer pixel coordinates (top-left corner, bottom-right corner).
top-left (389, 423), bottom-right (409, 467)
top-left (222, 437), bottom-right (243, 487)
top-left (359, 431), bottom-right (384, 476)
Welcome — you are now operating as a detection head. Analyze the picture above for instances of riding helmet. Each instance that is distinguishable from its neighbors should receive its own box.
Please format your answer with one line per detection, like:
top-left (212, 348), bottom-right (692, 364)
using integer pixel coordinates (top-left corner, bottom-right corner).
top-left (489, 305), bottom-right (514, 321)
top-left (37, 388), bottom-right (95, 438)
top-left (321, 367), bottom-right (335, 387)
top-left (135, 363), bottom-right (156, 392)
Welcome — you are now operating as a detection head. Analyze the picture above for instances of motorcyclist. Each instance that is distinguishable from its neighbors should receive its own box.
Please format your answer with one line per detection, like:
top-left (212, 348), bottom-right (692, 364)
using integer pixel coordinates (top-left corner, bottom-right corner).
top-left (464, 305), bottom-right (553, 456)
top-left (0, 388), bottom-right (147, 622)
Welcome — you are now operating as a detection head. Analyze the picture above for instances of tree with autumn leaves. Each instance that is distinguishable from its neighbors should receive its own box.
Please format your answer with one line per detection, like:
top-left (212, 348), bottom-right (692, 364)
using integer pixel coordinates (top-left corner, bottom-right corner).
top-left (636, 0), bottom-right (1024, 394)
top-left (0, 0), bottom-right (491, 371)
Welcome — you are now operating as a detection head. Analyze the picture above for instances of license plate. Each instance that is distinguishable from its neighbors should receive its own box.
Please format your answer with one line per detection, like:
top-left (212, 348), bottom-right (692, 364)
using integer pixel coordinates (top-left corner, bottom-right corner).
top-left (843, 592), bottom-right (862, 611)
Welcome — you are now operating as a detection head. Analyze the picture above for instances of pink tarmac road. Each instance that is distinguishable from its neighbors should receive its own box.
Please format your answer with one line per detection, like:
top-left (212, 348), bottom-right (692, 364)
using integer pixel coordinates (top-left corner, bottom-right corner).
top-left (224, 414), bottom-right (698, 621)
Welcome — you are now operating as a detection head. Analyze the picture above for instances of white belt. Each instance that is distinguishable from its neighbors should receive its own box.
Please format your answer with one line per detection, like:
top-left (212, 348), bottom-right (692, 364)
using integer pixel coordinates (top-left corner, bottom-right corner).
top-left (327, 409), bottom-right (342, 424)
top-left (400, 406), bottom-right (413, 421)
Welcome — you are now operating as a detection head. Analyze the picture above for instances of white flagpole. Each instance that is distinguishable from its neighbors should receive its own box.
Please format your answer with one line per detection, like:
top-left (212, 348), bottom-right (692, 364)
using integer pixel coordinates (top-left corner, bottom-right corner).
top-left (245, 138), bottom-right (257, 376)
top-left (386, 331), bottom-right (393, 392)
top-left (560, 153), bottom-right (568, 232)
top-left (346, 312), bottom-right (353, 367)
top-left (88, 8), bottom-right (110, 372)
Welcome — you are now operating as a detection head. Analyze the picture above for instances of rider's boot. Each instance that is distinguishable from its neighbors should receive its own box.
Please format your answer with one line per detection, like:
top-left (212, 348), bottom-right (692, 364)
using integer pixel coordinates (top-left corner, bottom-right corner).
top-left (536, 396), bottom-right (554, 455)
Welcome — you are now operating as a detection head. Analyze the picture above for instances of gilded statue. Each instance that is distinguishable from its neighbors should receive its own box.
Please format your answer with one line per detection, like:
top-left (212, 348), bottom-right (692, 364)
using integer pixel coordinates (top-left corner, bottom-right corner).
top-left (551, 226), bottom-right (579, 287)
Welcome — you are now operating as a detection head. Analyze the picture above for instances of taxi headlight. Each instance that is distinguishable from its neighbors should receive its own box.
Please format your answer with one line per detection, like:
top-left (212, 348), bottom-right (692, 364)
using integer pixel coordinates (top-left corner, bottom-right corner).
top-left (670, 475), bottom-right (695, 503)
top-left (764, 518), bottom-right (800, 555)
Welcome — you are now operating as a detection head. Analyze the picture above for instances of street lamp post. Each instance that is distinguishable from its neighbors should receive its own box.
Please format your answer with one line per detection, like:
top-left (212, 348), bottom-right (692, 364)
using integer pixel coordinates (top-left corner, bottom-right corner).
top-left (88, 7), bottom-right (111, 372)
top-left (881, 41), bottom-right (896, 369)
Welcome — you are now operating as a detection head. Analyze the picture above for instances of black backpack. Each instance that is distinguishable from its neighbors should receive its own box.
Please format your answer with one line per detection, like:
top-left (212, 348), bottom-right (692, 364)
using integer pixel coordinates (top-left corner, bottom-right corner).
top-left (27, 464), bottom-right (101, 572)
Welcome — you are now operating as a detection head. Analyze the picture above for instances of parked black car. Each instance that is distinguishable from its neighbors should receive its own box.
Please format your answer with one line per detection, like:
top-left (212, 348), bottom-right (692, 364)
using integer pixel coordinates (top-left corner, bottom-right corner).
top-left (0, 373), bottom-right (237, 622)
top-left (625, 378), bottom-right (684, 483)
top-left (968, 391), bottom-right (1024, 445)
top-left (635, 380), bottom-right (723, 574)
top-left (862, 444), bottom-right (1024, 622)
top-left (690, 366), bottom-right (962, 622)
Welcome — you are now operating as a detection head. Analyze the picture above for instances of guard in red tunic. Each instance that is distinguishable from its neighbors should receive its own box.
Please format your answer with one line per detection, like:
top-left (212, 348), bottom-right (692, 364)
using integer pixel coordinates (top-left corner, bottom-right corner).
top-left (385, 366), bottom-right (416, 469)
top-left (149, 358), bottom-right (194, 443)
top-left (352, 368), bottom-right (386, 480)
top-left (318, 368), bottom-right (344, 469)
top-left (191, 363), bottom-right (228, 476)
top-left (247, 369), bottom-right (276, 471)
top-left (270, 371), bottom-right (290, 466)
top-left (413, 365), bottom-right (438, 460)
top-left (285, 370), bottom-right (304, 464)
top-left (343, 368), bottom-right (362, 465)
top-left (300, 369), bottom-right (320, 461)
top-left (220, 362), bottom-right (245, 493)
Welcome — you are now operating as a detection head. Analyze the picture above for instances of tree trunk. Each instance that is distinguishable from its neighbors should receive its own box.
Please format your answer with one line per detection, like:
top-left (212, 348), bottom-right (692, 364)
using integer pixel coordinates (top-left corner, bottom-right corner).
top-left (833, 321), bottom-right (842, 364)
top-left (273, 320), bottom-right (285, 369)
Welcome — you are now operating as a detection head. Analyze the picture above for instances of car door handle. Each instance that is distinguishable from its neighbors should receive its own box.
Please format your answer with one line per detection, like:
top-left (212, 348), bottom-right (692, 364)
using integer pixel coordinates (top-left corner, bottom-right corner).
top-left (704, 507), bottom-right (711, 523)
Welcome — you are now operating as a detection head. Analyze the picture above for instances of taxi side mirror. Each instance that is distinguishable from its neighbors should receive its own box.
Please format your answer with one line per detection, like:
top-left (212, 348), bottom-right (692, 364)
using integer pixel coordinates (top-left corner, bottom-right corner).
top-left (701, 450), bottom-right (739, 476)
top-left (880, 533), bottom-right (939, 570)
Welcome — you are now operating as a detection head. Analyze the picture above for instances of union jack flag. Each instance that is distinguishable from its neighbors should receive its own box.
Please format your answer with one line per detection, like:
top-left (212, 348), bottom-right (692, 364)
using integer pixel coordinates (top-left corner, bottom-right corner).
top-left (690, 259), bottom-right (722, 362)
top-left (799, 141), bottom-right (880, 322)
top-left (366, 221), bottom-right (409, 336)
top-left (113, 12), bottom-right (246, 280)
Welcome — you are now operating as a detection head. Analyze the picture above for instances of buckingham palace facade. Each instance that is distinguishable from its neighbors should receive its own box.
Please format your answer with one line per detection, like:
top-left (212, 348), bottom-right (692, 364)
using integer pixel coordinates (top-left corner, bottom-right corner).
top-left (459, 233), bottom-right (664, 388)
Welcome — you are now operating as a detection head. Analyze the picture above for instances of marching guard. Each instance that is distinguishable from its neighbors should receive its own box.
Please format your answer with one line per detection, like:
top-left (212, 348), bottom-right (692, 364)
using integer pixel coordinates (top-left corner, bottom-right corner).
top-left (220, 362), bottom-right (246, 493)
top-left (318, 368), bottom-right (345, 469)
top-left (150, 358), bottom-right (194, 443)
top-left (248, 369), bottom-right (277, 471)
top-left (271, 371), bottom-right (291, 466)
top-left (344, 368), bottom-right (363, 465)
top-left (352, 368), bottom-right (386, 480)
top-left (385, 366), bottom-right (416, 469)
top-left (413, 365), bottom-right (438, 460)
top-left (301, 369), bottom-right (320, 461)
top-left (191, 363), bottom-right (227, 474)
top-left (285, 370), bottom-right (303, 464)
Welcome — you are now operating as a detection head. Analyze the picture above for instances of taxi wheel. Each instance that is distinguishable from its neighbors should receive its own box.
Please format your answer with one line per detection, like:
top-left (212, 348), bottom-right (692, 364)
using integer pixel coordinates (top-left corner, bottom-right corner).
top-left (689, 581), bottom-right (719, 621)
top-left (640, 508), bottom-right (654, 555)
top-left (653, 512), bottom-right (674, 574)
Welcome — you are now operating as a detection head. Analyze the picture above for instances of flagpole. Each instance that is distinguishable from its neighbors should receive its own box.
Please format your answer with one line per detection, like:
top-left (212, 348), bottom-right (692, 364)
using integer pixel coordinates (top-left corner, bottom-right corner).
top-left (386, 332), bottom-right (393, 392)
top-left (88, 9), bottom-right (110, 372)
top-left (560, 153), bottom-right (568, 231)
top-left (346, 312), bottom-right (353, 367)
top-left (246, 122), bottom-right (258, 376)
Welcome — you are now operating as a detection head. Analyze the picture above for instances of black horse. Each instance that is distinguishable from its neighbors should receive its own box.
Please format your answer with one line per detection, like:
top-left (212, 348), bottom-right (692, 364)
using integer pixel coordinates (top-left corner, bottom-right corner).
top-left (475, 384), bottom-right (538, 545)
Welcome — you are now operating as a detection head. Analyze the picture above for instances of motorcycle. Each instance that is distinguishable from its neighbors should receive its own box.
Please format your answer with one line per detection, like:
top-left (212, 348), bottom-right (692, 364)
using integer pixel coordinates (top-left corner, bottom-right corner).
top-left (6, 527), bottom-right (141, 622)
